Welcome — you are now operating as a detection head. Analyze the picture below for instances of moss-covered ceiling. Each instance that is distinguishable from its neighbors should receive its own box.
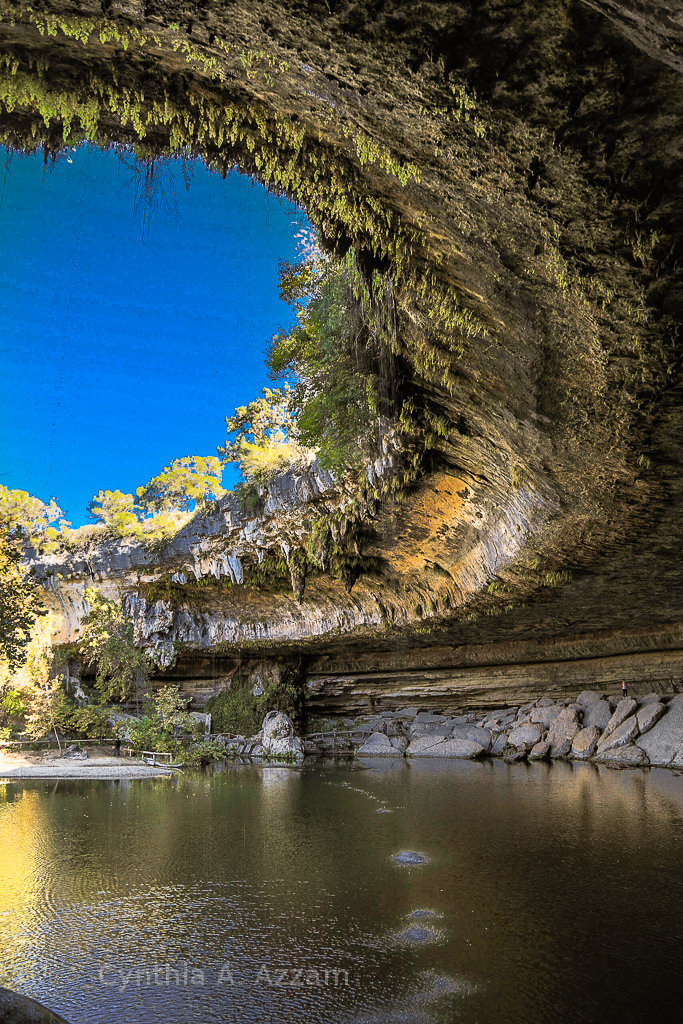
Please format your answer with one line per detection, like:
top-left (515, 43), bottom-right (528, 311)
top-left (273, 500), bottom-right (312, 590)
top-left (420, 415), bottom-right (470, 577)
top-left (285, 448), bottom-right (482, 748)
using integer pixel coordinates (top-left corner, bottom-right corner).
top-left (4, 0), bottom-right (682, 666)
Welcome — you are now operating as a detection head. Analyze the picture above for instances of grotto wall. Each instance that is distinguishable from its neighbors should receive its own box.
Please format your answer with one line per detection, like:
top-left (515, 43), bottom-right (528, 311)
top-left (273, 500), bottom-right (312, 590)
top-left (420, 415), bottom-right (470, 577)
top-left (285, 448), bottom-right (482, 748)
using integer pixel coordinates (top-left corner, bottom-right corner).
top-left (4, 0), bottom-right (682, 709)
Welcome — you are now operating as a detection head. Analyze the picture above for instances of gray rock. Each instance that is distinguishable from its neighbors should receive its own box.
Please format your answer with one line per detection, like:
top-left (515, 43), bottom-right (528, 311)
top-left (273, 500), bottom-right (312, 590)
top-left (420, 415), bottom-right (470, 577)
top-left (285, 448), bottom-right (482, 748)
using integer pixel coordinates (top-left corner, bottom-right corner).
top-left (61, 744), bottom-right (87, 760)
top-left (535, 698), bottom-right (556, 707)
top-left (546, 707), bottom-right (580, 757)
top-left (390, 735), bottom-right (408, 753)
top-left (529, 740), bottom-right (550, 761)
top-left (414, 712), bottom-right (448, 724)
top-left (491, 733), bottom-right (507, 755)
top-left (408, 737), bottom-right (485, 759)
top-left (451, 713), bottom-right (477, 725)
top-left (602, 698), bottom-right (638, 739)
top-left (530, 705), bottom-right (564, 728)
top-left (261, 711), bottom-right (303, 760)
top-left (597, 714), bottom-right (639, 753)
top-left (576, 689), bottom-right (603, 707)
top-left (410, 721), bottom-right (453, 738)
top-left (504, 747), bottom-right (527, 763)
top-left (450, 725), bottom-right (492, 751)
top-left (396, 707), bottom-right (420, 718)
top-left (636, 702), bottom-right (665, 735)
top-left (358, 732), bottom-right (402, 757)
top-left (406, 735), bottom-right (446, 755)
top-left (583, 700), bottom-right (612, 731)
top-left (638, 693), bottom-right (665, 706)
top-left (507, 724), bottom-right (543, 749)
top-left (517, 702), bottom-right (535, 717)
top-left (638, 700), bottom-right (683, 766)
top-left (571, 726), bottom-right (601, 759)
top-left (595, 745), bottom-right (650, 768)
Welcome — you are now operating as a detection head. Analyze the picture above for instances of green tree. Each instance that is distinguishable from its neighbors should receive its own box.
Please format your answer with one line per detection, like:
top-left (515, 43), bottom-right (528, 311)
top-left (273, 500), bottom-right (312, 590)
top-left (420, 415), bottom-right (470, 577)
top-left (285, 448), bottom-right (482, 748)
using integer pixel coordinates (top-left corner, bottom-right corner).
top-left (0, 526), bottom-right (46, 671)
top-left (266, 235), bottom-right (387, 473)
top-left (11, 614), bottom-right (69, 751)
top-left (0, 485), bottom-right (66, 544)
top-left (218, 386), bottom-right (312, 484)
top-left (79, 588), bottom-right (150, 702)
top-left (87, 489), bottom-right (141, 533)
top-left (136, 456), bottom-right (225, 514)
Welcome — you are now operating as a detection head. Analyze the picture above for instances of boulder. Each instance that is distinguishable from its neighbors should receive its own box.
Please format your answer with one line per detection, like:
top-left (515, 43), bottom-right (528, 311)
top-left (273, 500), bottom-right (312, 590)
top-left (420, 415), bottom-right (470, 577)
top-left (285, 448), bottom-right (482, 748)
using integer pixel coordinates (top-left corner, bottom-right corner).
top-left (358, 732), bottom-right (402, 757)
top-left (406, 735), bottom-right (445, 755)
top-left (61, 744), bottom-right (87, 760)
top-left (260, 711), bottom-right (304, 760)
top-left (637, 701), bottom-right (683, 766)
top-left (414, 712), bottom-right (448, 724)
top-left (504, 747), bottom-right (527, 763)
top-left (507, 724), bottom-right (543, 749)
top-left (451, 713), bottom-right (477, 725)
top-left (583, 700), bottom-right (612, 731)
top-left (576, 689), bottom-right (603, 707)
top-left (262, 710), bottom-right (294, 741)
top-left (602, 698), bottom-right (638, 740)
top-left (410, 721), bottom-right (453, 739)
top-left (529, 740), bottom-right (550, 761)
top-left (491, 733), bottom-right (507, 755)
top-left (638, 693), bottom-right (666, 706)
top-left (597, 714), bottom-right (639, 753)
top-left (546, 707), bottom-right (580, 757)
top-left (535, 698), bottom-right (556, 707)
top-left (390, 735), bottom-right (409, 753)
top-left (530, 705), bottom-right (564, 728)
top-left (571, 726), bottom-right (601, 759)
top-left (408, 737), bottom-right (485, 759)
top-left (450, 725), bottom-right (492, 751)
top-left (595, 745), bottom-right (650, 768)
top-left (636, 702), bottom-right (666, 735)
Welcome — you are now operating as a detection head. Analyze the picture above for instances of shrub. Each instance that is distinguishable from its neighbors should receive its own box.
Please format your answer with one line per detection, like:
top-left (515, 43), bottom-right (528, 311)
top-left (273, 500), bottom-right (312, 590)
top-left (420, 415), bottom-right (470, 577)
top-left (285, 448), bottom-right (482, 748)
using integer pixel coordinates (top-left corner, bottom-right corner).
top-left (206, 673), bottom-right (300, 736)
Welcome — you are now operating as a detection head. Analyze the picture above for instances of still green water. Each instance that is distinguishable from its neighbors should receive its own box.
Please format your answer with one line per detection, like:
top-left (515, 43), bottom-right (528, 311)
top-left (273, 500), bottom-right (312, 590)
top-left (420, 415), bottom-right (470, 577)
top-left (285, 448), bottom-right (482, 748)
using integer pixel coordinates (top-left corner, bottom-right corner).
top-left (0, 759), bottom-right (682, 1023)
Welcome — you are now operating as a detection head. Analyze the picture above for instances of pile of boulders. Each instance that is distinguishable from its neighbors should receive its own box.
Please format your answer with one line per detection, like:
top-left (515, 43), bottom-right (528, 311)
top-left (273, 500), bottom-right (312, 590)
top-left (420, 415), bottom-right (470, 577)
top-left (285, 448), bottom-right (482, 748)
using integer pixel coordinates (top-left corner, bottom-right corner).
top-left (214, 711), bottom-right (304, 762)
top-left (325, 690), bottom-right (683, 769)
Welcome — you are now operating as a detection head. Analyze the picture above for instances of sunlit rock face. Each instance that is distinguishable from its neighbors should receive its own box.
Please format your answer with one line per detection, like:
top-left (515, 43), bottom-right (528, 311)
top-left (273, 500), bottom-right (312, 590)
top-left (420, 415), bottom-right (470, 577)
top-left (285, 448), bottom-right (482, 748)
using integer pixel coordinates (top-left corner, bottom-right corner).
top-left (7, 0), bottom-right (683, 708)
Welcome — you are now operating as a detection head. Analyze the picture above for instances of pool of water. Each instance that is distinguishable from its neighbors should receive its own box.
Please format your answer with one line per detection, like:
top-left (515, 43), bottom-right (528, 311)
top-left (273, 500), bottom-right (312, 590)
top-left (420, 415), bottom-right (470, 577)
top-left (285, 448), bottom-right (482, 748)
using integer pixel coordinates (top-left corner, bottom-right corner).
top-left (1, 759), bottom-right (682, 1023)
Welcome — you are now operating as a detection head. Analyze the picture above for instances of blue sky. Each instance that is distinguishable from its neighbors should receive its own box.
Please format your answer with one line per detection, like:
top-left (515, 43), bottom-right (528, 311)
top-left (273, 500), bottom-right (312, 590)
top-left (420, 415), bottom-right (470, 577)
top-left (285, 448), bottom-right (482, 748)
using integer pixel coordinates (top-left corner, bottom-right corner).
top-left (0, 145), bottom-right (306, 526)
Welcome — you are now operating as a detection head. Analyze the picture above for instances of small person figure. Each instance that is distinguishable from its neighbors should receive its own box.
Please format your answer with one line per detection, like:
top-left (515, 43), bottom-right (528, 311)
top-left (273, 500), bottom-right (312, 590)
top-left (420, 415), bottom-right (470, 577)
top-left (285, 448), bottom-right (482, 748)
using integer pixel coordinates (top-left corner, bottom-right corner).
top-left (114, 737), bottom-right (122, 758)
top-left (621, 681), bottom-right (628, 699)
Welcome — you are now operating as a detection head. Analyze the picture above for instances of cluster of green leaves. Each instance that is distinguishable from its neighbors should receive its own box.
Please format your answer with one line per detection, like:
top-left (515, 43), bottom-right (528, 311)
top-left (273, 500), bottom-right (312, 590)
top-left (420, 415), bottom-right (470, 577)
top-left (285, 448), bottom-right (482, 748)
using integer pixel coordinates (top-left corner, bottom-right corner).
top-left (265, 234), bottom-right (387, 473)
top-left (205, 674), bottom-right (299, 736)
top-left (88, 456), bottom-right (225, 539)
top-left (218, 385), bottom-right (312, 485)
top-left (0, 527), bottom-right (47, 671)
top-left (127, 685), bottom-right (201, 753)
top-left (79, 588), bottom-right (150, 702)
top-left (0, 484), bottom-right (66, 545)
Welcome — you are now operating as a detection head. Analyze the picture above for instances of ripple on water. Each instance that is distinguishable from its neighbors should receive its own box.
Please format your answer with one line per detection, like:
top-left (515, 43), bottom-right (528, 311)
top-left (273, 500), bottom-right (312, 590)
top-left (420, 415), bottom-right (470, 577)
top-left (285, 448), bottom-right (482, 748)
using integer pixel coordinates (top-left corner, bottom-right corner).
top-left (392, 851), bottom-right (429, 866)
top-left (391, 925), bottom-right (444, 946)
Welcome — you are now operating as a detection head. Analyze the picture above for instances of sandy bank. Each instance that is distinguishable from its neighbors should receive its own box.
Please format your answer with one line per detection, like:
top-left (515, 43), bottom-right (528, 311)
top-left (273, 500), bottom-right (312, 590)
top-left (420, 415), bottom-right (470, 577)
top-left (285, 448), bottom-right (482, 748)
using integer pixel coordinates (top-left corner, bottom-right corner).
top-left (0, 749), bottom-right (174, 780)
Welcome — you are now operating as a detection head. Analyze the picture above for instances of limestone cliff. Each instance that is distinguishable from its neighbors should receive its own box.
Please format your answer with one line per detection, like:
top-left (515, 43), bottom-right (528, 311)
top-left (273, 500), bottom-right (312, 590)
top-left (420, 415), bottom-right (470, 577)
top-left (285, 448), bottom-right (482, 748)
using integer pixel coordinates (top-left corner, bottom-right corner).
top-left (3, 0), bottom-right (682, 710)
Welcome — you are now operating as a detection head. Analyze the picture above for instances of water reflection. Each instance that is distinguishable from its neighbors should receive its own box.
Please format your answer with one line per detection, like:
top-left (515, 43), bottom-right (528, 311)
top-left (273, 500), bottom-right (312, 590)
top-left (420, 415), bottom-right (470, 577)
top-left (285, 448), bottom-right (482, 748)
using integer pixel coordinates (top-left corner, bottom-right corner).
top-left (0, 761), bottom-right (681, 1023)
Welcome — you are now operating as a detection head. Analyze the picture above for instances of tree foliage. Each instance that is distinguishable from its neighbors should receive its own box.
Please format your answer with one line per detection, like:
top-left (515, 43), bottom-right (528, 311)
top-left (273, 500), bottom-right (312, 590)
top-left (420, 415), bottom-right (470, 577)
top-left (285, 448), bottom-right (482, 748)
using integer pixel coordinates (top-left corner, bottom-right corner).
top-left (265, 233), bottom-right (388, 473)
top-left (0, 485), bottom-right (66, 544)
top-left (8, 614), bottom-right (69, 750)
top-left (0, 524), bottom-right (47, 672)
top-left (218, 386), bottom-right (312, 484)
top-left (136, 455), bottom-right (224, 513)
top-left (79, 588), bottom-right (150, 702)
top-left (88, 458), bottom-right (225, 539)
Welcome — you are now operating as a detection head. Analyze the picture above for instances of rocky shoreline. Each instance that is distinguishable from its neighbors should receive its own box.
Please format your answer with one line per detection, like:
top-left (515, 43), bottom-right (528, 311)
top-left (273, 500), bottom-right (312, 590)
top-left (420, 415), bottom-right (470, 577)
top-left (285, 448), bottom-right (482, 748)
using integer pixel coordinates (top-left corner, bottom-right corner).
top-left (296, 690), bottom-right (683, 770)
